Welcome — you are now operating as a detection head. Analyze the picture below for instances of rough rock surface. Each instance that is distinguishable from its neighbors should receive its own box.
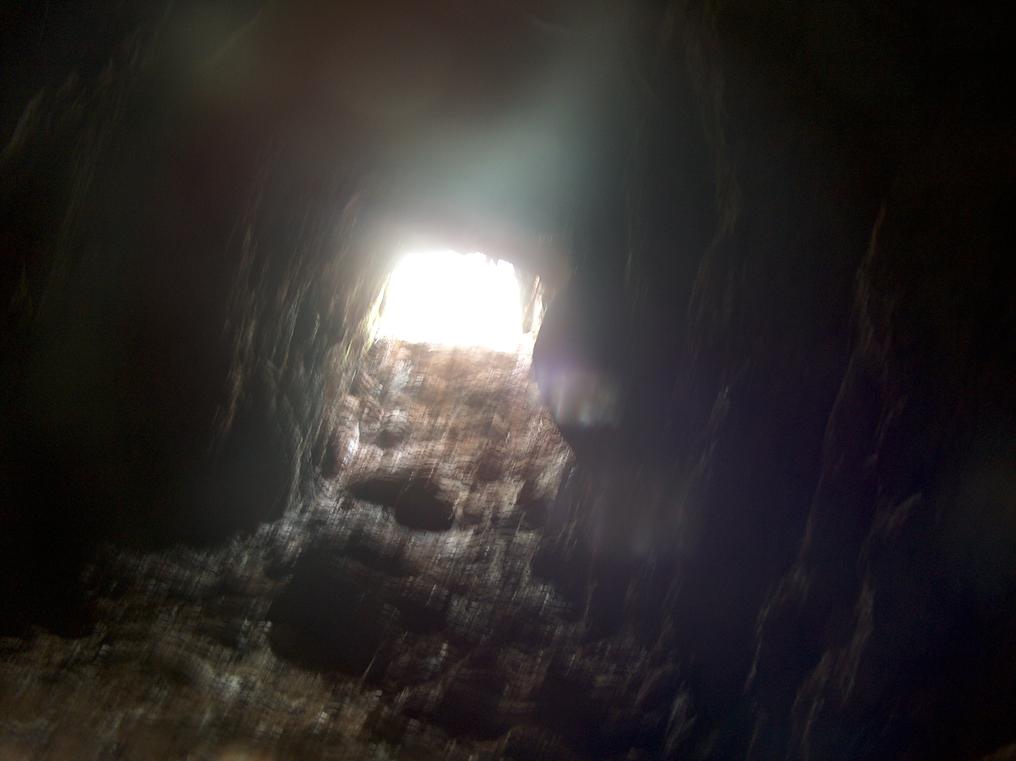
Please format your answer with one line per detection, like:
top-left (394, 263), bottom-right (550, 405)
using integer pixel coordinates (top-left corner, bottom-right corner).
top-left (1, 340), bottom-right (687, 759)
top-left (1, 2), bottom-right (1013, 759)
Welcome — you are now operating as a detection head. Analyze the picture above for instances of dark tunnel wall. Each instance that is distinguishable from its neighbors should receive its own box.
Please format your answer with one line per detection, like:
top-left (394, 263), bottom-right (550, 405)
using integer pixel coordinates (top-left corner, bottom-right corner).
top-left (1, 1), bottom-right (1014, 758)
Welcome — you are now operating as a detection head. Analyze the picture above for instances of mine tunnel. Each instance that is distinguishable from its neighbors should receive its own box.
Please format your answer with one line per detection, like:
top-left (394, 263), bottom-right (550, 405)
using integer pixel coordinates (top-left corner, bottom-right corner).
top-left (0, 2), bottom-right (1013, 760)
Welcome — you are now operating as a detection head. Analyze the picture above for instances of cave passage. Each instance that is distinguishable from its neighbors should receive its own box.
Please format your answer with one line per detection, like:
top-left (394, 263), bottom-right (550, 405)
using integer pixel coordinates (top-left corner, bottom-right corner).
top-left (1, 0), bottom-right (1012, 758)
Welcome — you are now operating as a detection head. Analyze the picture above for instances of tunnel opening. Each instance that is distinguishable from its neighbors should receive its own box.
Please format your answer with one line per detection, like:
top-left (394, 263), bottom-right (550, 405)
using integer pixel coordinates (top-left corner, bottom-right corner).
top-left (374, 250), bottom-right (530, 354)
top-left (273, 243), bottom-right (583, 711)
top-left (328, 247), bottom-right (566, 528)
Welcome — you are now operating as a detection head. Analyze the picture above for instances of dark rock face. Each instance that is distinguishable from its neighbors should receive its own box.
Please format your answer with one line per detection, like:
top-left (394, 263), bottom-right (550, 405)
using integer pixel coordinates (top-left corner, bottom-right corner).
top-left (748, 140), bottom-right (1016, 761)
top-left (268, 548), bottom-right (401, 673)
top-left (501, 725), bottom-right (579, 761)
top-left (348, 467), bottom-right (458, 531)
top-left (0, 4), bottom-right (394, 626)
top-left (1, 1), bottom-right (1013, 759)
top-left (375, 409), bottom-right (411, 449)
top-left (527, 2), bottom-right (1013, 758)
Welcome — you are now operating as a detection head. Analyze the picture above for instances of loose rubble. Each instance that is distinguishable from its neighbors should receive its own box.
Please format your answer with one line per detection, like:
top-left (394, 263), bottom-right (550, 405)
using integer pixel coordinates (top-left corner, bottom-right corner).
top-left (0, 340), bottom-right (690, 759)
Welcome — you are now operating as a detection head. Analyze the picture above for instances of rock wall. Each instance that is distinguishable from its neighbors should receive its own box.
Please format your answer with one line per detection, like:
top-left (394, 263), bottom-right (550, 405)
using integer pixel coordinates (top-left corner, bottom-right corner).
top-left (0, 5), bottom-right (393, 627)
top-left (1, 1), bottom-right (1013, 757)
top-left (749, 140), bottom-right (1015, 760)
top-left (531, 2), bottom-right (1013, 758)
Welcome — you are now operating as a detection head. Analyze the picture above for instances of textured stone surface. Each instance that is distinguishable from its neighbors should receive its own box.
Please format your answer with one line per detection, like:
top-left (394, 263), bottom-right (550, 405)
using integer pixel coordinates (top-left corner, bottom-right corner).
top-left (348, 467), bottom-right (459, 531)
top-left (1, 1), bottom-right (1012, 759)
top-left (0, 341), bottom-right (587, 758)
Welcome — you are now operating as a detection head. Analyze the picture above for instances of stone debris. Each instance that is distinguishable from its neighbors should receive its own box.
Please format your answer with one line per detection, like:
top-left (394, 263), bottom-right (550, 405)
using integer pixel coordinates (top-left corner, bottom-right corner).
top-left (347, 466), bottom-right (459, 531)
top-left (1, 340), bottom-right (688, 758)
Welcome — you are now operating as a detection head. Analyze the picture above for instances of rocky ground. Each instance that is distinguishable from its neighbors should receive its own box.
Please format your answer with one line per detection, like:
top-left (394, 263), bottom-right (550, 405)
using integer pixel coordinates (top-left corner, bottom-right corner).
top-left (0, 341), bottom-right (686, 760)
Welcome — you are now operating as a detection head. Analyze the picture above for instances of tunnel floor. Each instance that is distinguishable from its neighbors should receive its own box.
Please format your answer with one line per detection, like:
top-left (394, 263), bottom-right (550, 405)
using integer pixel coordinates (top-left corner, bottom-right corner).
top-left (0, 340), bottom-right (669, 760)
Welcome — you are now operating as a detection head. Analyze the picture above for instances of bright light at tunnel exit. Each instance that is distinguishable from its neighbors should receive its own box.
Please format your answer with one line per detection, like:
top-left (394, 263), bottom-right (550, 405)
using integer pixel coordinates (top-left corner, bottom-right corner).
top-left (376, 250), bottom-right (524, 352)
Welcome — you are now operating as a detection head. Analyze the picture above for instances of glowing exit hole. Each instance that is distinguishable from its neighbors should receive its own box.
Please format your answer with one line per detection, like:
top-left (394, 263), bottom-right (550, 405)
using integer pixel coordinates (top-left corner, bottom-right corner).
top-left (376, 251), bottom-right (524, 352)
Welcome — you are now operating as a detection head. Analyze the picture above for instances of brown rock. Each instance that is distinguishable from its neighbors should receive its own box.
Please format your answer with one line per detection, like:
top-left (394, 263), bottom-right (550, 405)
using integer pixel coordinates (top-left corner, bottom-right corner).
top-left (376, 409), bottom-right (410, 448)
top-left (347, 467), bottom-right (458, 531)
top-left (476, 446), bottom-right (508, 482)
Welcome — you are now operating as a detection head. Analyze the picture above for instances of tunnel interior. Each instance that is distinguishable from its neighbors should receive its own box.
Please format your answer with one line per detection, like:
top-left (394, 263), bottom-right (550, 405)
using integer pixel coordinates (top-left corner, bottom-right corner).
top-left (1, 1), bottom-right (1014, 760)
